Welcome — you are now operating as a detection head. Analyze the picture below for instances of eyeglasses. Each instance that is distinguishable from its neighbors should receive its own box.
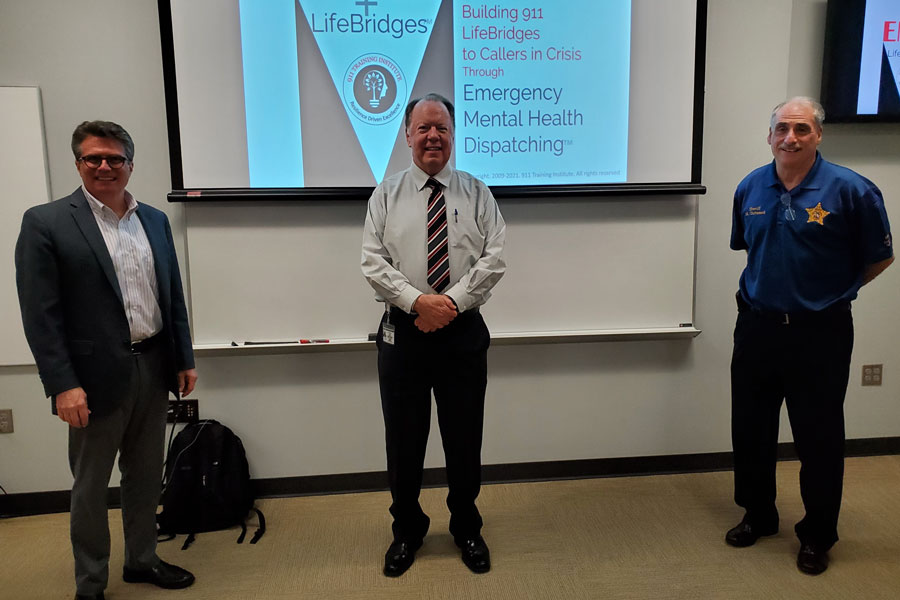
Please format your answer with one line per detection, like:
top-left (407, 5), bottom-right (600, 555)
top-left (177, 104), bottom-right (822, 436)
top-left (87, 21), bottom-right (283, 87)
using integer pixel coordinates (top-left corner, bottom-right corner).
top-left (780, 192), bottom-right (795, 221)
top-left (78, 155), bottom-right (130, 169)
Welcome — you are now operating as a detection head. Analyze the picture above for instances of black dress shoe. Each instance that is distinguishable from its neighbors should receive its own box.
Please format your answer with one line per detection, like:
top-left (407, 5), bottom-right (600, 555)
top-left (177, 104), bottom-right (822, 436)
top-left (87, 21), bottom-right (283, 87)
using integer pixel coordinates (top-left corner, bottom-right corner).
top-left (74, 594), bottom-right (104, 600)
top-left (725, 520), bottom-right (778, 547)
top-left (797, 543), bottom-right (829, 575)
top-left (123, 559), bottom-right (195, 589)
top-left (383, 539), bottom-right (422, 577)
top-left (456, 536), bottom-right (491, 574)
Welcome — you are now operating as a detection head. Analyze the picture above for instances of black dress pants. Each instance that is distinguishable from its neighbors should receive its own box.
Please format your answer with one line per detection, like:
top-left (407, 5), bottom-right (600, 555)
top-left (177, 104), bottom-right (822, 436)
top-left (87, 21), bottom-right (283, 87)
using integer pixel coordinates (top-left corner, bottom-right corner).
top-left (731, 304), bottom-right (853, 550)
top-left (376, 306), bottom-right (490, 543)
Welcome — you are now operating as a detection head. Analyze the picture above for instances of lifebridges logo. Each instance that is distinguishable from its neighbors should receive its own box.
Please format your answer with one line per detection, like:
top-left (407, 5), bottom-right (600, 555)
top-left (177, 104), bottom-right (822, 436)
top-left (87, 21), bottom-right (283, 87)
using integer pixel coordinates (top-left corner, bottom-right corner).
top-left (307, 0), bottom-right (430, 39)
top-left (344, 53), bottom-right (406, 126)
top-left (299, 0), bottom-right (441, 181)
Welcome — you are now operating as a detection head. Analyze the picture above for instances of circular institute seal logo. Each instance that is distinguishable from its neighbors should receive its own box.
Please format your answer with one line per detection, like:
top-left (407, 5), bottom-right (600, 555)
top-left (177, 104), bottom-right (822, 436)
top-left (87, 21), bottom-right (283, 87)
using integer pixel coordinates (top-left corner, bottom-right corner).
top-left (343, 53), bottom-right (406, 125)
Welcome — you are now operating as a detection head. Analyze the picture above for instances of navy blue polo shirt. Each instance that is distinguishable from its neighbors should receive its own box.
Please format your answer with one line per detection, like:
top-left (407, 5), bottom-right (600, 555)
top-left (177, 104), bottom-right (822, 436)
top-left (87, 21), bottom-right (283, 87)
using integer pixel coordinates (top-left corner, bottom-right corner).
top-left (731, 152), bottom-right (892, 313)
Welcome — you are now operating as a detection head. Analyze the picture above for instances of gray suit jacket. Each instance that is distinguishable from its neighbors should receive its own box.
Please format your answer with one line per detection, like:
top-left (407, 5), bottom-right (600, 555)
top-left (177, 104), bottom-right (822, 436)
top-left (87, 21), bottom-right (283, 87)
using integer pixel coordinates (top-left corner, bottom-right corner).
top-left (15, 187), bottom-right (195, 416)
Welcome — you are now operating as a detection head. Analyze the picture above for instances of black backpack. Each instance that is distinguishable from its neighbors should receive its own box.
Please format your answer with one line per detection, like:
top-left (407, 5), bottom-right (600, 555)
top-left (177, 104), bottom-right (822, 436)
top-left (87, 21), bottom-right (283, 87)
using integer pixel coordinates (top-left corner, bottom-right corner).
top-left (157, 419), bottom-right (265, 549)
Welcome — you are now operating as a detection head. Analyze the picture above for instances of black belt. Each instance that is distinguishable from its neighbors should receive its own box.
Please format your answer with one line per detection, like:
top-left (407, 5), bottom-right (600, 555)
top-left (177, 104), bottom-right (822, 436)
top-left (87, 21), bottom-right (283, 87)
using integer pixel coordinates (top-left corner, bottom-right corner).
top-left (736, 293), bottom-right (850, 325)
top-left (131, 332), bottom-right (163, 354)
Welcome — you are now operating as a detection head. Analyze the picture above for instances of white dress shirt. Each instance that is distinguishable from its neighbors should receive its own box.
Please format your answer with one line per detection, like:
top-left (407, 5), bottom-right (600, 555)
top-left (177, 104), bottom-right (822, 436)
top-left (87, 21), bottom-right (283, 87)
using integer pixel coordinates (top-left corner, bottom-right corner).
top-left (361, 163), bottom-right (506, 313)
top-left (83, 186), bottom-right (163, 341)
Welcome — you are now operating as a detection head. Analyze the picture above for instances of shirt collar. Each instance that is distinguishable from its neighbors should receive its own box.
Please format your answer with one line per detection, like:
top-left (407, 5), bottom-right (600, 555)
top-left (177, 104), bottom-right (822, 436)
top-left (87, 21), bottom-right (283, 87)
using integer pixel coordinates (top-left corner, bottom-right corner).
top-left (410, 162), bottom-right (453, 191)
top-left (796, 152), bottom-right (824, 190)
top-left (765, 151), bottom-right (823, 191)
top-left (82, 185), bottom-right (138, 220)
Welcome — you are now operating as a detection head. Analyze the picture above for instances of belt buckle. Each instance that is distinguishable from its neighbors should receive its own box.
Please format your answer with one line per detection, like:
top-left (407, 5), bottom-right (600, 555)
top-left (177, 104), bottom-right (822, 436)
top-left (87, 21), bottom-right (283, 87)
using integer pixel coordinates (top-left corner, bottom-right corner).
top-left (781, 313), bottom-right (790, 325)
top-left (131, 338), bottom-right (149, 354)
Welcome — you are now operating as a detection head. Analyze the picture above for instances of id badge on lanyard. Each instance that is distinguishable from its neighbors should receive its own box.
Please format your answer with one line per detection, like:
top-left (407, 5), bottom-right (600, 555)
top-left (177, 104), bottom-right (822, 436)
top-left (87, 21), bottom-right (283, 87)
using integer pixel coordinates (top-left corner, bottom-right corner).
top-left (383, 308), bottom-right (395, 345)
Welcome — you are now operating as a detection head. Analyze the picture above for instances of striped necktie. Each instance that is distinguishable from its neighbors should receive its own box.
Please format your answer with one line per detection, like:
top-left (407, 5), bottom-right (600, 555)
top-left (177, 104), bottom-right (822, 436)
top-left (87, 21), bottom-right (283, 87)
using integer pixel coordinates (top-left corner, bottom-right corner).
top-left (425, 177), bottom-right (450, 293)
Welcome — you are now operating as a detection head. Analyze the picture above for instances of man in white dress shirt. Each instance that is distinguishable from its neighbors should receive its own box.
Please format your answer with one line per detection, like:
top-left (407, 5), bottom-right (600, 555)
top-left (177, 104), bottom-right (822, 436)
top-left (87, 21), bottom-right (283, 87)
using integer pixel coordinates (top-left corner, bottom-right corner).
top-left (362, 94), bottom-right (506, 577)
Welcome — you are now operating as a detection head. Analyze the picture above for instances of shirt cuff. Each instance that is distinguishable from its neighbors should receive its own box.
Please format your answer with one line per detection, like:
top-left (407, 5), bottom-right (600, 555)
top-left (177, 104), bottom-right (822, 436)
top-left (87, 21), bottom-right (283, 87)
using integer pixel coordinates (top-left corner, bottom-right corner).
top-left (443, 282), bottom-right (472, 313)
top-left (397, 286), bottom-right (424, 314)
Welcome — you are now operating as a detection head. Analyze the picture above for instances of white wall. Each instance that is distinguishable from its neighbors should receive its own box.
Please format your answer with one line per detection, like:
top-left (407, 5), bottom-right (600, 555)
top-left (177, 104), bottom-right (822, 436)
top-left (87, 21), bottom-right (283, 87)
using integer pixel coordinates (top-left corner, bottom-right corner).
top-left (1, 0), bottom-right (898, 493)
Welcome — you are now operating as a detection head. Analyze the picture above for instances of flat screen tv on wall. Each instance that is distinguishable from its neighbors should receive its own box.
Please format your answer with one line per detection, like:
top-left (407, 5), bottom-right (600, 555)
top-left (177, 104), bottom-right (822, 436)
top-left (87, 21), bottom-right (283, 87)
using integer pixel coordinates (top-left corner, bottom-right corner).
top-left (821, 0), bottom-right (900, 123)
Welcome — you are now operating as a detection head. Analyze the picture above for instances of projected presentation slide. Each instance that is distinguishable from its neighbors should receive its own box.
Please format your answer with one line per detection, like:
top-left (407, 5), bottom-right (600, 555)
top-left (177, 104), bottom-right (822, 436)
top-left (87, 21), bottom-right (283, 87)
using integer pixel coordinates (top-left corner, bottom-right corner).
top-left (857, 0), bottom-right (900, 114)
top-left (453, 2), bottom-right (630, 185)
top-left (822, 0), bottom-right (900, 122)
top-left (166, 0), bottom-right (699, 191)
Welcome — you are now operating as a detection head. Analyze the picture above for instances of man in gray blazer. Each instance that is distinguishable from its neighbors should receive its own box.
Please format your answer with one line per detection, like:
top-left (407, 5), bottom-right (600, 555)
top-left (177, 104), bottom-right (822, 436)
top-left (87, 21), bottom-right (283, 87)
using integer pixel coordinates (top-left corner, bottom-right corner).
top-left (15, 120), bottom-right (198, 600)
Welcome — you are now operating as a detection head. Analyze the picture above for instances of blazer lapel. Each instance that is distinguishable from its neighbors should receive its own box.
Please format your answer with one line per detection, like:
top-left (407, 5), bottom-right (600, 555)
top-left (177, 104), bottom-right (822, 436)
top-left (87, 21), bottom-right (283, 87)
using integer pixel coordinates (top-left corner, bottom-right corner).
top-left (69, 189), bottom-right (124, 307)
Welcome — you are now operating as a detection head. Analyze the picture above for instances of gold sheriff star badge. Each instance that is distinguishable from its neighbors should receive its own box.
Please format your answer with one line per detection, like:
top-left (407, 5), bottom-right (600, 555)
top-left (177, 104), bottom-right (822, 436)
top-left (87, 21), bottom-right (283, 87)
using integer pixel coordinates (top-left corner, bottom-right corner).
top-left (805, 202), bottom-right (830, 225)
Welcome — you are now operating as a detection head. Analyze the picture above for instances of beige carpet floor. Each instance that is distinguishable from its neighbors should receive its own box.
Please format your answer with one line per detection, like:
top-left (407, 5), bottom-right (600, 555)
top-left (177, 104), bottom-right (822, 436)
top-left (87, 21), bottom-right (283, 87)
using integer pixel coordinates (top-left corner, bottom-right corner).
top-left (1, 455), bottom-right (899, 599)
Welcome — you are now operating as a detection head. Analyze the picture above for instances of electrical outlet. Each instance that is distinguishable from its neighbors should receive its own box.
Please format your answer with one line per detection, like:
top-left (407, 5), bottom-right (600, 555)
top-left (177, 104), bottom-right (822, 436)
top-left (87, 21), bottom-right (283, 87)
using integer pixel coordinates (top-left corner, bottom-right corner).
top-left (0, 409), bottom-right (13, 434)
top-left (167, 399), bottom-right (199, 423)
top-left (862, 364), bottom-right (883, 386)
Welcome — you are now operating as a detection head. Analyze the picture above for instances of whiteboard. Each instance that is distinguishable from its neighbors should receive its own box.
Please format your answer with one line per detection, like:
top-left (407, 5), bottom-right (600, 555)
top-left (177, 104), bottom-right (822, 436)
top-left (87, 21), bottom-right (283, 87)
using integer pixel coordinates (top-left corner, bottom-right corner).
top-left (0, 87), bottom-right (51, 366)
top-left (185, 195), bottom-right (697, 346)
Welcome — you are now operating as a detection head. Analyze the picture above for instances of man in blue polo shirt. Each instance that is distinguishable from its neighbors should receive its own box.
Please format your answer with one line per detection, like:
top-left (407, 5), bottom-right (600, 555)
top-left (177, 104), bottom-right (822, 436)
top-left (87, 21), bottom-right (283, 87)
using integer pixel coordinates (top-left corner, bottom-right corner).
top-left (726, 97), bottom-right (893, 575)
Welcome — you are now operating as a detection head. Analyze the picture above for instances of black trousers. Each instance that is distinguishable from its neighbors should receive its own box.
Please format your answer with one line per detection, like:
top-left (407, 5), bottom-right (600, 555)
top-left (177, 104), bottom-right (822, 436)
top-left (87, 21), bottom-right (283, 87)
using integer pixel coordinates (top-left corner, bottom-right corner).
top-left (376, 306), bottom-right (490, 543)
top-left (730, 303), bottom-right (853, 549)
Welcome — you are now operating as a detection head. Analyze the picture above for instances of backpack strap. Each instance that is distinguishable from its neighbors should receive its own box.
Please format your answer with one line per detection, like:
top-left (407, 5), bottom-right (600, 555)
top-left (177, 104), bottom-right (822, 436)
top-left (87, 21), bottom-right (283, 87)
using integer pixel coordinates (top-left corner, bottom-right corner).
top-left (249, 507), bottom-right (266, 544)
top-left (181, 532), bottom-right (196, 550)
top-left (235, 507), bottom-right (266, 544)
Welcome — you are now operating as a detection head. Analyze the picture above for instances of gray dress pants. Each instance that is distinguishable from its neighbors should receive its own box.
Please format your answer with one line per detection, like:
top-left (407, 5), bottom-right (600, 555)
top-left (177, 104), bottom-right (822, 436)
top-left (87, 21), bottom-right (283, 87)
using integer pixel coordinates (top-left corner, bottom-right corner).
top-left (68, 343), bottom-right (169, 595)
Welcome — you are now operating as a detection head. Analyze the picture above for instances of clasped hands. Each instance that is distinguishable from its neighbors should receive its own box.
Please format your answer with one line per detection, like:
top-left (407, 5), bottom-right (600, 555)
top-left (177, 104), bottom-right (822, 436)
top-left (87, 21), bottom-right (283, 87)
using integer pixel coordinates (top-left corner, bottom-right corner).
top-left (412, 294), bottom-right (458, 333)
